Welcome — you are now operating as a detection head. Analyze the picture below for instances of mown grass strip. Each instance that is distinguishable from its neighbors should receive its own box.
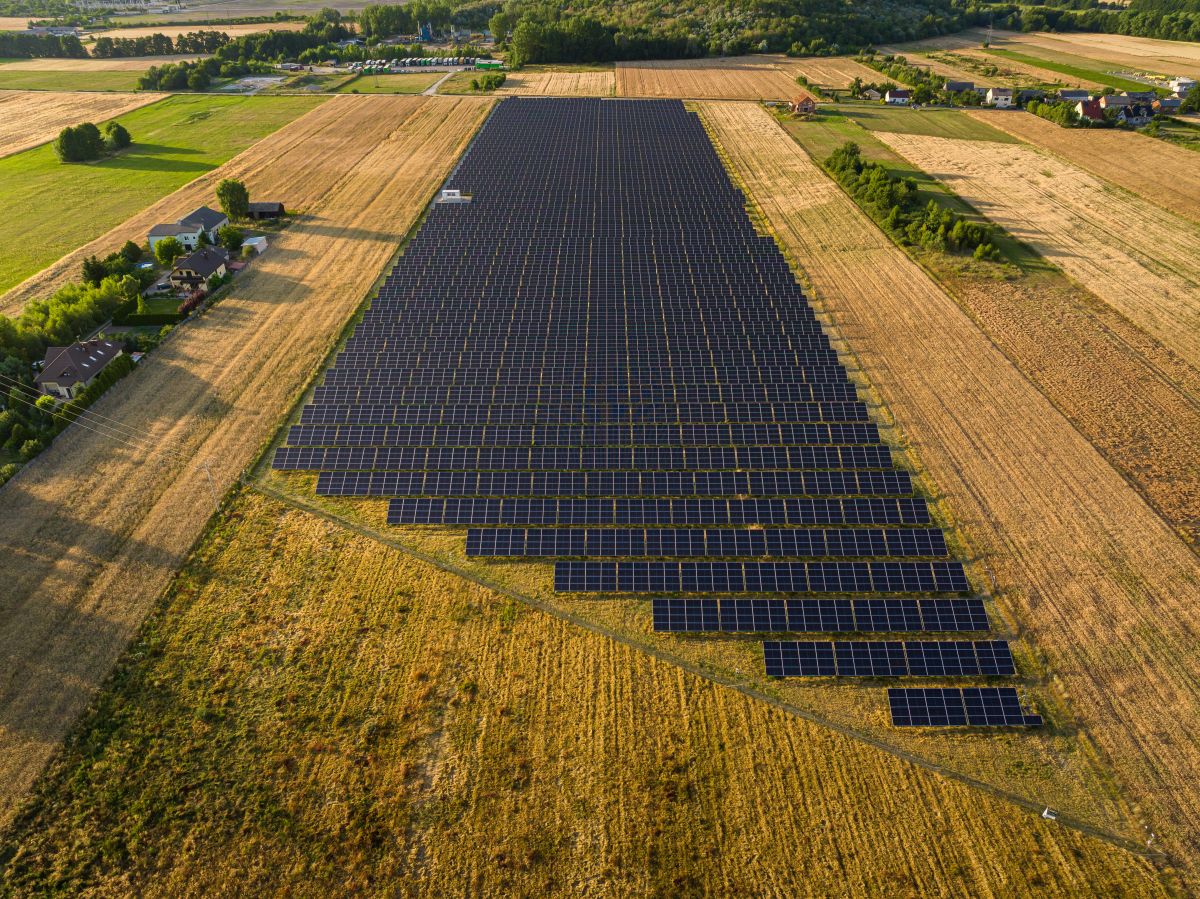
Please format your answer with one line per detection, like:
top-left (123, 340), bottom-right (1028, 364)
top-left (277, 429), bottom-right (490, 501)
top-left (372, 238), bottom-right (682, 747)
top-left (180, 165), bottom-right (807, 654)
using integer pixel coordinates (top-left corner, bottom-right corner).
top-left (983, 48), bottom-right (1165, 95)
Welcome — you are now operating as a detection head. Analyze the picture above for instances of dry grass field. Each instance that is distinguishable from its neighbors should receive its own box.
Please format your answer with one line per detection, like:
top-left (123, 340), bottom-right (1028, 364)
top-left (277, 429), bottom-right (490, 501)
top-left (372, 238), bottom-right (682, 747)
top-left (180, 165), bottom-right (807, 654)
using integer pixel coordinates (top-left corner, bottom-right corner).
top-left (783, 56), bottom-right (885, 90)
top-left (496, 70), bottom-right (614, 96)
top-left (953, 47), bottom-right (1103, 88)
top-left (616, 56), bottom-right (806, 100)
top-left (0, 54), bottom-right (201, 71)
top-left (703, 100), bottom-right (1200, 887)
top-left (876, 47), bottom-right (998, 85)
top-left (875, 131), bottom-right (1200, 377)
top-left (0, 90), bottom-right (161, 158)
top-left (0, 16), bottom-right (30, 28)
top-left (0, 489), bottom-right (1170, 896)
top-left (968, 109), bottom-right (1200, 224)
top-left (0, 94), bottom-right (491, 831)
top-left (86, 20), bottom-right (305, 40)
top-left (1010, 31), bottom-right (1200, 79)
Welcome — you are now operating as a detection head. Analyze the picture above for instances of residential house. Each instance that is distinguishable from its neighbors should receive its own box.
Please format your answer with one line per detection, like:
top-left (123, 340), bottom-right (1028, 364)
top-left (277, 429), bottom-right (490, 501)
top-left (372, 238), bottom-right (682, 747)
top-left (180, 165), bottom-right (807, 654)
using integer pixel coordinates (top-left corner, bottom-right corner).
top-left (34, 340), bottom-right (123, 400)
top-left (1099, 93), bottom-right (1132, 110)
top-left (169, 246), bottom-right (229, 291)
top-left (1117, 104), bottom-right (1154, 127)
top-left (148, 205), bottom-right (229, 252)
top-left (1123, 90), bottom-right (1157, 103)
top-left (1153, 96), bottom-right (1183, 114)
top-left (789, 95), bottom-right (818, 116)
top-left (1058, 89), bottom-right (1092, 104)
top-left (986, 87), bottom-right (1013, 108)
top-left (944, 80), bottom-right (974, 93)
top-left (148, 221), bottom-right (205, 252)
top-left (884, 89), bottom-right (911, 105)
top-left (861, 88), bottom-right (881, 101)
top-left (1076, 99), bottom-right (1105, 122)
top-left (1170, 77), bottom-right (1196, 96)
top-left (246, 201), bottom-right (285, 220)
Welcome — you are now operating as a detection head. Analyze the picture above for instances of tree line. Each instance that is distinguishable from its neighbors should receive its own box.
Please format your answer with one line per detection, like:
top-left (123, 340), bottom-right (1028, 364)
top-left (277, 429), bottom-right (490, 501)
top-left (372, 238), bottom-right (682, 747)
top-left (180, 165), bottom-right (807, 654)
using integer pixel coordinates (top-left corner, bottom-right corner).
top-left (0, 30), bottom-right (84, 57)
top-left (91, 29), bottom-right (231, 58)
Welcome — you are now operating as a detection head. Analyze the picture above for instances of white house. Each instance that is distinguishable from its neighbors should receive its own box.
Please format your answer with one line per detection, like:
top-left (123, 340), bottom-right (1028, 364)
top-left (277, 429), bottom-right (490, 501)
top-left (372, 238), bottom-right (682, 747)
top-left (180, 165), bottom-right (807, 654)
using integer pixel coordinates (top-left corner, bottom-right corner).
top-left (884, 89), bottom-right (911, 105)
top-left (1170, 77), bottom-right (1196, 96)
top-left (148, 206), bottom-right (229, 252)
top-left (986, 87), bottom-right (1013, 108)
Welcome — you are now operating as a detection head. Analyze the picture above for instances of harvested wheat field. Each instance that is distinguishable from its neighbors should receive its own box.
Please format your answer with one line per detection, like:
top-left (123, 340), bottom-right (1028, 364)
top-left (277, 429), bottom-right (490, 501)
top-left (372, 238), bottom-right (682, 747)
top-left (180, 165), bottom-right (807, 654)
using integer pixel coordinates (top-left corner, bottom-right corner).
top-left (0, 16), bottom-right (30, 28)
top-left (0, 95), bottom-right (418, 316)
top-left (86, 20), bottom-right (305, 40)
top-left (617, 56), bottom-right (805, 100)
top-left (0, 94), bottom-right (491, 831)
top-left (0, 54), bottom-right (201, 72)
top-left (1007, 31), bottom-right (1200, 79)
top-left (953, 47), bottom-right (1103, 88)
top-left (703, 100), bottom-right (1200, 886)
top-left (968, 109), bottom-right (1200, 224)
top-left (0, 489), bottom-right (1169, 896)
top-left (876, 48), bottom-right (997, 85)
top-left (496, 70), bottom-right (614, 96)
top-left (875, 131), bottom-right (1200, 374)
top-left (0, 90), bottom-right (161, 158)
top-left (783, 56), bottom-right (884, 90)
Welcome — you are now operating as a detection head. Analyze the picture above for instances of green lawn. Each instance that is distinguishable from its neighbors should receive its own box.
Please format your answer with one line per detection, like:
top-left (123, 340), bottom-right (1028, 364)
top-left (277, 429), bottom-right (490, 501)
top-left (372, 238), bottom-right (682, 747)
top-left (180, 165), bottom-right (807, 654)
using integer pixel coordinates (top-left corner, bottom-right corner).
top-left (335, 72), bottom-right (442, 94)
top-left (834, 102), bottom-right (1018, 142)
top-left (776, 108), bottom-right (1051, 275)
top-left (264, 72), bottom-right (357, 93)
top-left (0, 69), bottom-right (144, 91)
top-left (983, 48), bottom-right (1167, 95)
top-left (0, 94), bottom-right (324, 297)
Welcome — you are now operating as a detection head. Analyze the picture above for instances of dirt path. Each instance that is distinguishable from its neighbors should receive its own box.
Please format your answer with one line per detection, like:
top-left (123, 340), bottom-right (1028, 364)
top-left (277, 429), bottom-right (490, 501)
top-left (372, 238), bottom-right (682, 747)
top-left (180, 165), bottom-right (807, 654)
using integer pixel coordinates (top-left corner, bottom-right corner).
top-left (703, 100), bottom-right (1200, 886)
top-left (0, 94), bottom-right (492, 828)
top-left (0, 90), bottom-right (163, 158)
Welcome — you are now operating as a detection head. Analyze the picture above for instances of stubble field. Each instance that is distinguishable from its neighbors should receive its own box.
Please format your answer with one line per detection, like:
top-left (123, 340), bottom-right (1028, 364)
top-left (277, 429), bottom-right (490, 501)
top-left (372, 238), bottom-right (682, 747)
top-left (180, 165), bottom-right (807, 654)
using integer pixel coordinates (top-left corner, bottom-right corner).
top-left (966, 109), bottom-right (1200, 225)
top-left (782, 56), bottom-right (885, 90)
top-left (616, 56), bottom-right (806, 100)
top-left (703, 100), bottom-right (1200, 888)
top-left (496, 70), bottom-right (615, 96)
top-left (0, 94), bottom-right (492, 831)
top-left (0, 489), bottom-right (1169, 897)
top-left (85, 21), bottom-right (306, 40)
top-left (0, 90), bottom-right (162, 158)
top-left (0, 54), bottom-right (202, 71)
top-left (874, 131), bottom-right (1200, 376)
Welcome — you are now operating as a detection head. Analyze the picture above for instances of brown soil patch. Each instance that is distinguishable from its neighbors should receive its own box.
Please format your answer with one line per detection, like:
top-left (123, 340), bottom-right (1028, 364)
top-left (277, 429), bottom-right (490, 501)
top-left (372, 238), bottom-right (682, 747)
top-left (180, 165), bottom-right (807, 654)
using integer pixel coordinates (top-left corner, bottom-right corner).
top-left (0, 90), bottom-right (162, 158)
top-left (0, 94), bottom-right (492, 830)
top-left (704, 99), bottom-right (1200, 887)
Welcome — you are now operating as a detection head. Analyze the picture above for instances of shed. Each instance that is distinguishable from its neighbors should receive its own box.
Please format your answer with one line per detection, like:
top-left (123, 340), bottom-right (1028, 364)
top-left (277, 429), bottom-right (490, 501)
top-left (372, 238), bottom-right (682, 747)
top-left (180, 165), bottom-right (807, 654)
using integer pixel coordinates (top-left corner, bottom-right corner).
top-left (247, 201), bottom-right (285, 220)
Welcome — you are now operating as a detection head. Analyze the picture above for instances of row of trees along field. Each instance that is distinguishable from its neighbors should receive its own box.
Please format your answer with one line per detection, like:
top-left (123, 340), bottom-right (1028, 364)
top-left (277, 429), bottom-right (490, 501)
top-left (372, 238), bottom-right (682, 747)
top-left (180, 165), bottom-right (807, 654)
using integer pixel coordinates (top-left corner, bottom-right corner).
top-left (91, 29), bottom-right (230, 57)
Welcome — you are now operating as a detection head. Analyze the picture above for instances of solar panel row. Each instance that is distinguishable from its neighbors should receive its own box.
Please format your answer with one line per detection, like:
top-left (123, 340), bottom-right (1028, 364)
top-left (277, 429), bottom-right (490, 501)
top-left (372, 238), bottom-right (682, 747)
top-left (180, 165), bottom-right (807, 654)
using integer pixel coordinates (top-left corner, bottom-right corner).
top-left (889, 688), bottom-right (1043, 727)
top-left (651, 597), bottom-right (989, 633)
top-left (762, 640), bottom-right (1015, 677)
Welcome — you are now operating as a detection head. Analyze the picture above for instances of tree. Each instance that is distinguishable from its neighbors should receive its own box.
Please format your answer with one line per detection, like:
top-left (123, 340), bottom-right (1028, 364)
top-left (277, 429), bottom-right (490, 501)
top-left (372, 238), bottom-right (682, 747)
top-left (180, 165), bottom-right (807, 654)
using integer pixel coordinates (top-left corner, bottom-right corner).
top-left (489, 10), bottom-right (514, 43)
top-left (155, 236), bottom-right (185, 266)
top-left (103, 120), bottom-right (131, 151)
top-left (216, 178), bottom-right (250, 221)
top-left (120, 240), bottom-right (143, 264)
top-left (81, 255), bottom-right (108, 286)
top-left (216, 225), bottom-right (244, 253)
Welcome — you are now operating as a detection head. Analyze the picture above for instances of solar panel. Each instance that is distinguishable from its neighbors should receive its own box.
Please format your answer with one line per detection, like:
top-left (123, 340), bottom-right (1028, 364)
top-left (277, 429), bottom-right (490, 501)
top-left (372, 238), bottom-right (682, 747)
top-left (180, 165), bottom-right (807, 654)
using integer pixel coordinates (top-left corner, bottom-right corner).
top-left (763, 640), bottom-right (1014, 676)
top-left (650, 597), bottom-right (988, 633)
top-left (888, 688), bottom-right (1042, 727)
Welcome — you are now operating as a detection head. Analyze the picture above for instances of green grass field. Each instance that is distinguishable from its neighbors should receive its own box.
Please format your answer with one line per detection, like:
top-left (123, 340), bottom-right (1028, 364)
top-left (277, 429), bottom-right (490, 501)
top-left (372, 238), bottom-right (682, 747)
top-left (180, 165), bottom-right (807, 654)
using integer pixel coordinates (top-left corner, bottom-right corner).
top-left (833, 102), bottom-right (1018, 142)
top-left (0, 69), bottom-right (144, 91)
top-left (0, 94), bottom-right (323, 297)
top-left (334, 72), bottom-right (442, 94)
top-left (983, 48), bottom-right (1167, 95)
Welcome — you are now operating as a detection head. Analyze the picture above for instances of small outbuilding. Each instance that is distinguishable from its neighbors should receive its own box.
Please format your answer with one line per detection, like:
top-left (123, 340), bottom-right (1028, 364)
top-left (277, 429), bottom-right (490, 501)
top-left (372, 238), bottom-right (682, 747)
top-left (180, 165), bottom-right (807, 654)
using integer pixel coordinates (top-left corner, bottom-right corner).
top-left (246, 201), bottom-right (285, 220)
top-left (35, 339), bottom-right (123, 400)
top-left (790, 95), bottom-right (818, 116)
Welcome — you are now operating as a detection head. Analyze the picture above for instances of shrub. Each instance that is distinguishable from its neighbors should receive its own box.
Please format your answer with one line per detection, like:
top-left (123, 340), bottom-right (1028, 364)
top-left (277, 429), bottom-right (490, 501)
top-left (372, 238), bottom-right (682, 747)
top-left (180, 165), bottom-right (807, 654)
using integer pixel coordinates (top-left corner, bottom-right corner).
top-left (103, 121), bottom-right (132, 151)
top-left (53, 122), bottom-right (104, 162)
top-left (155, 237), bottom-right (185, 266)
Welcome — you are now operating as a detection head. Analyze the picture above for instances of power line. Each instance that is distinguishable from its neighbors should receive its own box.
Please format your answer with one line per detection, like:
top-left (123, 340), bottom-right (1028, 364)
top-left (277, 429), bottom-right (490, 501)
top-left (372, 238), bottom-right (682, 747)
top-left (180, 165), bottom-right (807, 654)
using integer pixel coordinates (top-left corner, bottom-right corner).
top-left (0, 370), bottom-right (162, 446)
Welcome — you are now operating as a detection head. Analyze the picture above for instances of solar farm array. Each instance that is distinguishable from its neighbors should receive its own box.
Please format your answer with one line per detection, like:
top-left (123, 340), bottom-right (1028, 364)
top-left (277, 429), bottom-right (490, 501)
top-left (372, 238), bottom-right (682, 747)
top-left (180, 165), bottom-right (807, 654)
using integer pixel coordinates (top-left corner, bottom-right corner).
top-left (275, 98), bottom-right (1040, 729)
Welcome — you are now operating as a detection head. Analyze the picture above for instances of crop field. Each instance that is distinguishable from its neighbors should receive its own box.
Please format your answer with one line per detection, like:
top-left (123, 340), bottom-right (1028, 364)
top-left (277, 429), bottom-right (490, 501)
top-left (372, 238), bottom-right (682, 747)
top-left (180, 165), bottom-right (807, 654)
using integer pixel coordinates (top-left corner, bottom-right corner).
top-left (0, 488), bottom-right (1168, 896)
top-left (616, 56), bottom-right (805, 99)
top-left (0, 93), bottom-right (323, 309)
top-left (335, 72), bottom-right (442, 94)
top-left (783, 56), bottom-right (885, 90)
top-left (874, 131), bottom-right (1200, 377)
top-left (0, 69), bottom-right (143, 91)
top-left (0, 90), bottom-right (162, 158)
top-left (1002, 31), bottom-right (1200, 80)
top-left (832, 104), bottom-right (1015, 141)
top-left (983, 48), bottom-right (1160, 95)
top-left (967, 109), bottom-right (1200, 224)
top-left (0, 54), bottom-right (202, 71)
top-left (496, 70), bottom-right (615, 96)
top-left (86, 20), bottom-right (306, 40)
top-left (703, 100), bottom-right (1200, 887)
top-left (0, 94), bottom-right (492, 828)
top-left (952, 48), bottom-right (1102, 89)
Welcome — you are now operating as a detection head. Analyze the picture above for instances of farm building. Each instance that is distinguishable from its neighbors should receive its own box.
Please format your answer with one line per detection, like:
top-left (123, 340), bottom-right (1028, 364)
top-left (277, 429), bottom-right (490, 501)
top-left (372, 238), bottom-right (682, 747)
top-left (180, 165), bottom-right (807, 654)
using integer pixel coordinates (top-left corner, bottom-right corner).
top-left (1171, 77), bottom-right (1196, 96)
top-left (149, 206), bottom-right (229, 251)
top-left (1058, 89), bottom-right (1092, 103)
top-left (884, 89), bottom-right (911, 105)
top-left (1100, 94), bottom-right (1132, 109)
top-left (34, 339), bottom-right (123, 400)
top-left (986, 88), bottom-right (1013, 108)
top-left (1153, 96), bottom-right (1183, 114)
top-left (1076, 99), bottom-right (1105, 122)
top-left (246, 201), bottom-right (285, 220)
top-left (944, 81), bottom-right (974, 93)
top-left (789, 95), bottom-right (817, 116)
top-left (169, 246), bottom-right (228, 290)
top-left (861, 88), bottom-right (881, 101)
top-left (1017, 89), bottom-right (1046, 104)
